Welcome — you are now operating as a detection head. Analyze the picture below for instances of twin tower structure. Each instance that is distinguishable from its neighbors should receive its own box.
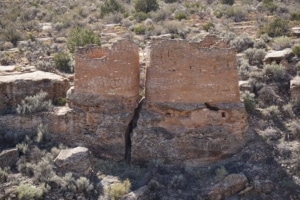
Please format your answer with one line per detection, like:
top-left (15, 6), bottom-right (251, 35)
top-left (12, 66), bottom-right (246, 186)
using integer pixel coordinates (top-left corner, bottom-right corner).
top-left (66, 35), bottom-right (248, 165)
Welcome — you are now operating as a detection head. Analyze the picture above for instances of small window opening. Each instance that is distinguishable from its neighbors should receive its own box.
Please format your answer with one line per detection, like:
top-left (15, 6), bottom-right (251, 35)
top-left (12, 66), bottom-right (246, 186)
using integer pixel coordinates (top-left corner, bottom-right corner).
top-left (221, 112), bottom-right (226, 118)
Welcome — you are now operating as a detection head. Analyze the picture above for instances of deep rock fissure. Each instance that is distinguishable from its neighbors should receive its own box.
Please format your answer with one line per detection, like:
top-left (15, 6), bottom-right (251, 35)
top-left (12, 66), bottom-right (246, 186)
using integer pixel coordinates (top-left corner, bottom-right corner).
top-left (125, 98), bottom-right (144, 164)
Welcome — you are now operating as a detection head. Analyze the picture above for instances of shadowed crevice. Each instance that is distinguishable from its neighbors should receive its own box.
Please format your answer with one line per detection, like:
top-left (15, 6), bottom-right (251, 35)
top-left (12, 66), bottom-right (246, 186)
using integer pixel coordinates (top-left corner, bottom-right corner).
top-left (125, 98), bottom-right (145, 164)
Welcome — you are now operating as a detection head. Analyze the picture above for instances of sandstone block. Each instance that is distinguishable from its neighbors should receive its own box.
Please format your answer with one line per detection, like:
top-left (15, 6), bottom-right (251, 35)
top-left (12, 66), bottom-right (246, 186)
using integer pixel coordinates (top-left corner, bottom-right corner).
top-left (0, 148), bottom-right (19, 168)
top-left (54, 147), bottom-right (90, 176)
top-left (0, 71), bottom-right (70, 114)
top-left (291, 76), bottom-right (300, 100)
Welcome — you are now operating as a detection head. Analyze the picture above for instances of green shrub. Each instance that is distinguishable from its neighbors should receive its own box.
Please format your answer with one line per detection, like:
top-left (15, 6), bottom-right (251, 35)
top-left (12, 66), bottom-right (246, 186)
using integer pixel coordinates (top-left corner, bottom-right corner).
top-left (261, 105), bottom-right (280, 119)
top-left (75, 177), bottom-right (94, 193)
top-left (293, 45), bottom-right (300, 57)
top-left (134, 0), bottom-right (159, 13)
top-left (17, 183), bottom-right (44, 200)
top-left (261, 18), bottom-right (290, 37)
top-left (262, 0), bottom-right (278, 13)
top-left (134, 12), bottom-right (150, 22)
top-left (221, 0), bottom-right (234, 5)
top-left (242, 91), bottom-right (256, 113)
top-left (244, 48), bottom-right (266, 67)
top-left (100, 0), bottom-right (124, 17)
top-left (203, 22), bottom-right (215, 32)
top-left (272, 36), bottom-right (291, 50)
top-left (175, 12), bottom-right (187, 21)
top-left (224, 7), bottom-right (246, 22)
top-left (134, 24), bottom-right (147, 35)
top-left (53, 52), bottom-right (72, 73)
top-left (0, 25), bottom-right (21, 46)
top-left (109, 179), bottom-right (131, 200)
top-left (16, 91), bottom-right (53, 115)
top-left (263, 62), bottom-right (286, 81)
top-left (254, 39), bottom-right (267, 49)
top-left (67, 27), bottom-right (101, 53)
top-left (163, 0), bottom-right (177, 3)
top-left (291, 12), bottom-right (300, 21)
top-left (230, 35), bottom-right (253, 52)
top-left (215, 166), bottom-right (228, 181)
top-left (54, 97), bottom-right (67, 106)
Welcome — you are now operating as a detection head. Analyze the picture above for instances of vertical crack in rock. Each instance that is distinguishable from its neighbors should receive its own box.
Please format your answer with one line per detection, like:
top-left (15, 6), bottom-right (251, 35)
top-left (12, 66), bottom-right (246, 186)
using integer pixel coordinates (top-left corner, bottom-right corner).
top-left (125, 98), bottom-right (144, 164)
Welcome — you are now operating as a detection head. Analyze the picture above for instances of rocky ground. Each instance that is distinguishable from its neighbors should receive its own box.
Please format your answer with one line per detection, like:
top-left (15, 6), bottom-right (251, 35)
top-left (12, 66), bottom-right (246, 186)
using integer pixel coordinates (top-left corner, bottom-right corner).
top-left (1, 0), bottom-right (300, 199)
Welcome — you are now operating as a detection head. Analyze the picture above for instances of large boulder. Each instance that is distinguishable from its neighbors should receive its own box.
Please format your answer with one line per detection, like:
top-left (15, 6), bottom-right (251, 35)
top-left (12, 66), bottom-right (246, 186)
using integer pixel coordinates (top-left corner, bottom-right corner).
top-left (291, 76), bottom-right (300, 100)
top-left (0, 148), bottom-right (19, 168)
top-left (54, 147), bottom-right (91, 176)
top-left (0, 71), bottom-right (70, 114)
top-left (208, 173), bottom-right (248, 200)
top-left (264, 48), bottom-right (293, 65)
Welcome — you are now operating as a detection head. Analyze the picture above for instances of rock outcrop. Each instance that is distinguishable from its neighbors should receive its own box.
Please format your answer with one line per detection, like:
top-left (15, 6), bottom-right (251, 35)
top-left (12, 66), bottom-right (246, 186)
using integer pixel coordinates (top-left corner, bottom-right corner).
top-left (0, 71), bottom-right (70, 114)
top-left (0, 36), bottom-right (248, 165)
top-left (54, 147), bottom-right (91, 176)
top-left (0, 148), bottom-right (19, 168)
top-left (131, 38), bottom-right (247, 165)
top-left (291, 76), bottom-right (300, 100)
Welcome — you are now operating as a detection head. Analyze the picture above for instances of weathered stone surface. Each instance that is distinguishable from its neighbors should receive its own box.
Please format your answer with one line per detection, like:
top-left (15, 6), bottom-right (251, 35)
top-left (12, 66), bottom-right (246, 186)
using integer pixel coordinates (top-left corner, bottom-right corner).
top-left (264, 48), bottom-right (293, 64)
top-left (121, 185), bottom-right (149, 200)
top-left (145, 39), bottom-right (240, 104)
top-left (0, 71), bottom-right (70, 114)
top-left (132, 37), bottom-right (247, 164)
top-left (292, 27), bottom-right (300, 37)
top-left (0, 148), bottom-right (19, 168)
top-left (54, 147), bottom-right (90, 176)
top-left (291, 76), bottom-right (300, 100)
top-left (67, 38), bottom-right (140, 161)
top-left (208, 173), bottom-right (248, 200)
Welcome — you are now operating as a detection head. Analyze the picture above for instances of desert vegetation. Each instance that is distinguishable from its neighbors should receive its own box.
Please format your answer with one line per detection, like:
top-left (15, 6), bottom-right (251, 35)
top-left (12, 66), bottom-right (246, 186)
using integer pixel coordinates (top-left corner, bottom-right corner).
top-left (0, 0), bottom-right (300, 199)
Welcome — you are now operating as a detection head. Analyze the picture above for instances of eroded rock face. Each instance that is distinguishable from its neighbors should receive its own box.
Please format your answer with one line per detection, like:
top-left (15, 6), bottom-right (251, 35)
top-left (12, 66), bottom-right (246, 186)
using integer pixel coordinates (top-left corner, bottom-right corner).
top-left (0, 148), bottom-right (19, 168)
top-left (132, 38), bottom-right (247, 165)
top-left (54, 147), bottom-right (90, 176)
top-left (0, 71), bottom-right (70, 114)
top-left (291, 76), bottom-right (300, 100)
top-left (67, 38), bottom-right (140, 161)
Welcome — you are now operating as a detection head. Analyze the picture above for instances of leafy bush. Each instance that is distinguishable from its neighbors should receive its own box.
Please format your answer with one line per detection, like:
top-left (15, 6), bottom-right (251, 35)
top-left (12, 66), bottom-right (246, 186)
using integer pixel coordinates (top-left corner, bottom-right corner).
top-left (109, 179), bottom-right (131, 200)
top-left (17, 183), bottom-right (44, 200)
top-left (238, 59), bottom-right (250, 80)
top-left (67, 27), bottom-right (101, 53)
top-left (272, 36), bottom-right (291, 50)
top-left (262, 0), bottom-right (278, 13)
top-left (263, 62), bottom-right (286, 81)
top-left (203, 22), bottom-right (215, 32)
top-left (16, 91), bottom-right (53, 115)
top-left (175, 12), bottom-right (187, 21)
top-left (293, 45), bottom-right (300, 57)
top-left (254, 39), bottom-right (267, 49)
top-left (244, 48), bottom-right (266, 67)
top-left (75, 177), bottom-right (94, 193)
top-left (221, 0), bottom-right (234, 5)
top-left (291, 12), bottom-right (300, 21)
top-left (100, 0), bottom-right (124, 17)
top-left (134, 12), bottom-right (150, 22)
top-left (261, 105), bottom-right (280, 119)
top-left (224, 7), bottom-right (247, 22)
top-left (242, 91), bottom-right (256, 113)
top-left (134, 0), bottom-right (159, 13)
top-left (53, 52), bottom-right (72, 73)
top-left (230, 35), bottom-right (253, 52)
top-left (133, 24), bottom-right (147, 35)
top-left (0, 25), bottom-right (21, 46)
top-left (215, 166), bottom-right (228, 181)
top-left (261, 18), bottom-right (290, 37)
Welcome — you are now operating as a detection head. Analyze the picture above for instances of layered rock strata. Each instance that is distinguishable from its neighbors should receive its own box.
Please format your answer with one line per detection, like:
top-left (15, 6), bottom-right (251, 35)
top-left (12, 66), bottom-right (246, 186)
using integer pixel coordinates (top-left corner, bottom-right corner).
top-left (0, 71), bottom-right (70, 114)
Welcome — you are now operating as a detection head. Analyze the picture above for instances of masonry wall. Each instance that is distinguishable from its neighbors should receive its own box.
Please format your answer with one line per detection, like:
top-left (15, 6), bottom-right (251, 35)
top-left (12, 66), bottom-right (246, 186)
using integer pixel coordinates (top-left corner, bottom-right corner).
top-left (146, 39), bottom-right (240, 103)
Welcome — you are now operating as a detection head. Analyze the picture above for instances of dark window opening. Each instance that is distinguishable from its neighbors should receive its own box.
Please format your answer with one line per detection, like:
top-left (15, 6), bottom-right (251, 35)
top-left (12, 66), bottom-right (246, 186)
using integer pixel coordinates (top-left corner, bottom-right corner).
top-left (221, 112), bottom-right (226, 118)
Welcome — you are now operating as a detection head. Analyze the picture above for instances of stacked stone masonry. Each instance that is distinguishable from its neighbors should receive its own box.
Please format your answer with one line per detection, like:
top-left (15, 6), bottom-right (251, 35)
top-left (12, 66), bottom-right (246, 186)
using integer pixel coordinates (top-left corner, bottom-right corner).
top-left (0, 36), bottom-right (248, 165)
